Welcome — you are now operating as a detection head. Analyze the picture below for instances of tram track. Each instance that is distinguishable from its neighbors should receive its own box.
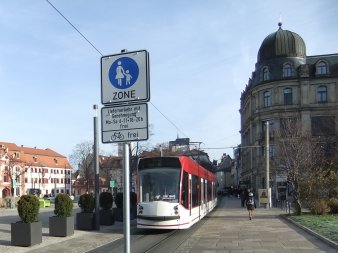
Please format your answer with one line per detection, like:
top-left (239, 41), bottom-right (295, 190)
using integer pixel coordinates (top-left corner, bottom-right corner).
top-left (87, 210), bottom-right (212, 253)
top-left (88, 200), bottom-right (221, 253)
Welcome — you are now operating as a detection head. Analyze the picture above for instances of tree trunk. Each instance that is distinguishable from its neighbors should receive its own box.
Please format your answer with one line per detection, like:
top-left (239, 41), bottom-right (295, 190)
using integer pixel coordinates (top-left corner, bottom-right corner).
top-left (293, 179), bottom-right (302, 215)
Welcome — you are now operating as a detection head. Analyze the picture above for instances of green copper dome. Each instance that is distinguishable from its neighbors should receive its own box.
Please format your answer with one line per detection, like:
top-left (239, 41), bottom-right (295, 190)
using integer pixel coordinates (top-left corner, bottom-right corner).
top-left (257, 23), bottom-right (306, 63)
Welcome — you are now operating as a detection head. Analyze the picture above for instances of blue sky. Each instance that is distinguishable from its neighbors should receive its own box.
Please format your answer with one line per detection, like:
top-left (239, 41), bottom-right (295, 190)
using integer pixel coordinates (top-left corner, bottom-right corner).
top-left (1, 0), bottom-right (338, 162)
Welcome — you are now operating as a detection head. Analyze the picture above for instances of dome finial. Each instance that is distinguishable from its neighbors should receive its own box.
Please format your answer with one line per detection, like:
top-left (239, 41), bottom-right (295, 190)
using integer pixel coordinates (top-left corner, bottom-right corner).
top-left (278, 14), bottom-right (282, 29)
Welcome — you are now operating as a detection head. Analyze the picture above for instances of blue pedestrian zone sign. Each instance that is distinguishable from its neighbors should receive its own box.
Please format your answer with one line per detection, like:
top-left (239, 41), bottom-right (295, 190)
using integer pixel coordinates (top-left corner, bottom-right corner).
top-left (109, 57), bottom-right (139, 89)
top-left (101, 50), bottom-right (150, 105)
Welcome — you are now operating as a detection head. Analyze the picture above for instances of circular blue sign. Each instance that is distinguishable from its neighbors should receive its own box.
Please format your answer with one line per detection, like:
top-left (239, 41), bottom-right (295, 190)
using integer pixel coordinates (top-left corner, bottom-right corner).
top-left (108, 57), bottom-right (139, 89)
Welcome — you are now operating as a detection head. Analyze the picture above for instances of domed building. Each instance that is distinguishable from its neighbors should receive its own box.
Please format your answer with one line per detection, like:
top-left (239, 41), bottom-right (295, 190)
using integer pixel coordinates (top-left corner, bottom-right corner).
top-left (239, 22), bottom-right (338, 204)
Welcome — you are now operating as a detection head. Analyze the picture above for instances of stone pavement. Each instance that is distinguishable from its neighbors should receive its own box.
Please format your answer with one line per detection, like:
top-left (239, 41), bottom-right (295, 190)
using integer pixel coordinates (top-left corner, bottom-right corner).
top-left (174, 197), bottom-right (338, 253)
top-left (0, 207), bottom-right (124, 253)
top-left (0, 197), bottom-right (337, 253)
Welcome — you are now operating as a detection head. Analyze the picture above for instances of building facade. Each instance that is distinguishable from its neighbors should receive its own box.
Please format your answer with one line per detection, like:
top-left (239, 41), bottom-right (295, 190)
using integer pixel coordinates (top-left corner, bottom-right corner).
top-left (239, 22), bottom-right (338, 202)
top-left (0, 142), bottom-right (72, 203)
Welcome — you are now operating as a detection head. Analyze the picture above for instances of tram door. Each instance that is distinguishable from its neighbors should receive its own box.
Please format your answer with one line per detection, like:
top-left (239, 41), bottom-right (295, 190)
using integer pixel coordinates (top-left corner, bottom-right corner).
top-left (200, 178), bottom-right (204, 217)
top-left (189, 174), bottom-right (192, 216)
top-left (204, 180), bottom-right (208, 213)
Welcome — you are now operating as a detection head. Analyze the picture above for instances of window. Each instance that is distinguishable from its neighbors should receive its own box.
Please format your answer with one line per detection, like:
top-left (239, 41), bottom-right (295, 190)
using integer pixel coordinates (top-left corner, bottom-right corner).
top-left (263, 91), bottom-right (271, 107)
top-left (283, 88), bottom-right (292, 105)
top-left (311, 116), bottom-right (335, 136)
top-left (262, 67), bottom-right (269, 81)
top-left (283, 63), bottom-right (292, 77)
top-left (316, 61), bottom-right (327, 75)
top-left (317, 86), bottom-right (327, 103)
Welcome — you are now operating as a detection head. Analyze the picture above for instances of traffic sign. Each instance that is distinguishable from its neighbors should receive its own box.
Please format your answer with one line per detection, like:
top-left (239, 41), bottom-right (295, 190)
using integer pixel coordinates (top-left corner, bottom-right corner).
top-left (101, 103), bottom-right (148, 143)
top-left (101, 50), bottom-right (150, 105)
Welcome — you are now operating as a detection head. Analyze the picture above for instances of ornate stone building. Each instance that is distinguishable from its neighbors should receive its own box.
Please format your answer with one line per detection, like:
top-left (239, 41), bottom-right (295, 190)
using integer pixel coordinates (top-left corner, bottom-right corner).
top-left (239, 22), bottom-right (338, 202)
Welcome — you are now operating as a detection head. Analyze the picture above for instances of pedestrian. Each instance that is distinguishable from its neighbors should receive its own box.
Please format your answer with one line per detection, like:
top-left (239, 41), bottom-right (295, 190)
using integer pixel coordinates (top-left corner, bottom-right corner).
top-left (240, 188), bottom-right (248, 207)
top-left (245, 192), bottom-right (256, 220)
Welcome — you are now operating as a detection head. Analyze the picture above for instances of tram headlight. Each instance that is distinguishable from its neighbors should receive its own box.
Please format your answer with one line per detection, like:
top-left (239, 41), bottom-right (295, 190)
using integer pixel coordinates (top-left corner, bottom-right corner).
top-left (173, 205), bottom-right (179, 215)
top-left (138, 205), bottom-right (143, 215)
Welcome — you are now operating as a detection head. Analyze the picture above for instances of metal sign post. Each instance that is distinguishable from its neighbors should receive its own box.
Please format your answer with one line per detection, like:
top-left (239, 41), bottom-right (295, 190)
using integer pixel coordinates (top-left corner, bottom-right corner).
top-left (123, 143), bottom-right (130, 253)
top-left (100, 49), bottom-right (150, 253)
top-left (93, 105), bottom-right (100, 230)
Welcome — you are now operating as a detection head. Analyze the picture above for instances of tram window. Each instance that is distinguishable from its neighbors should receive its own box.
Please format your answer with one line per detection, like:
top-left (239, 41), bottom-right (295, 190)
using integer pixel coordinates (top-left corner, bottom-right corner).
top-left (181, 171), bottom-right (189, 208)
top-left (191, 175), bottom-right (199, 207)
top-left (139, 167), bottom-right (180, 203)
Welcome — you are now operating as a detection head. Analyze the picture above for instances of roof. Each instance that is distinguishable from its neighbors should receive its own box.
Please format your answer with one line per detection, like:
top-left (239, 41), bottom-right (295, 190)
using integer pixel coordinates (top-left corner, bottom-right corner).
top-left (0, 141), bottom-right (71, 169)
top-left (257, 23), bottom-right (306, 63)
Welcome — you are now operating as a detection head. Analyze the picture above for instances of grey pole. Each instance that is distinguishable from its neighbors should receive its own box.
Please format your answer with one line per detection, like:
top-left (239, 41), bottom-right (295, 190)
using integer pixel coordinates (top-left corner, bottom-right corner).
top-left (123, 143), bottom-right (130, 253)
top-left (265, 121), bottom-right (270, 208)
top-left (93, 104), bottom-right (100, 230)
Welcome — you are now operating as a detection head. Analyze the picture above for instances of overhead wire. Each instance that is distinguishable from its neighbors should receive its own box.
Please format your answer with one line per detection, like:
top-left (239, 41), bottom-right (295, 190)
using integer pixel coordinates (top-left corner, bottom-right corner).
top-left (46, 0), bottom-right (188, 139)
top-left (46, 0), bottom-right (103, 56)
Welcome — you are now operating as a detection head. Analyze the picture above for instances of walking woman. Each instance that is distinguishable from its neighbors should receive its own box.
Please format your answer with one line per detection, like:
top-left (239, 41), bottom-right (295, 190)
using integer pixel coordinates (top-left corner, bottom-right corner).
top-left (246, 192), bottom-right (256, 220)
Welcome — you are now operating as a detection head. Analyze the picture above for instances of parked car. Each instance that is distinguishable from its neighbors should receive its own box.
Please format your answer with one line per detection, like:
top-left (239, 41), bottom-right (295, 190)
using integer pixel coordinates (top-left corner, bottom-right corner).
top-left (43, 194), bottom-right (55, 203)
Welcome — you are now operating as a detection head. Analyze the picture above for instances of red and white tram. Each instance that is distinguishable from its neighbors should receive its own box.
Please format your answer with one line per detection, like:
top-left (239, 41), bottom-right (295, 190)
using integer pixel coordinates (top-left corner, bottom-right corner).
top-left (137, 156), bottom-right (217, 229)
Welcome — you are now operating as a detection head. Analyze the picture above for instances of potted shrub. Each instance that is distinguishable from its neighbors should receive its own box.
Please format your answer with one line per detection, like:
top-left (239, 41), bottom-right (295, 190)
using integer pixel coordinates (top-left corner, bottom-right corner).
top-left (76, 193), bottom-right (95, 230)
top-left (49, 193), bottom-right (74, 237)
top-left (11, 195), bottom-right (42, 247)
top-left (99, 191), bottom-right (114, 225)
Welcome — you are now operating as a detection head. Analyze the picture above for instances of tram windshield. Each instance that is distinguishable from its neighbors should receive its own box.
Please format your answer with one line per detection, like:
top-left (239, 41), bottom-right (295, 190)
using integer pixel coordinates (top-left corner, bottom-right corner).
top-left (139, 167), bottom-right (180, 203)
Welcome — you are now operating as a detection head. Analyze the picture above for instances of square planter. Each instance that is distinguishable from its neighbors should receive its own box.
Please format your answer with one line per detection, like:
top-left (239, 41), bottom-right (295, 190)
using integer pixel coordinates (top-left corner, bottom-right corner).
top-left (99, 209), bottom-right (115, 225)
top-left (113, 208), bottom-right (123, 222)
top-left (11, 221), bottom-right (42, 247)
top-left (49, 216), bottom-right (74, 237)
top-left (76, 212), bottom-right (95, 230)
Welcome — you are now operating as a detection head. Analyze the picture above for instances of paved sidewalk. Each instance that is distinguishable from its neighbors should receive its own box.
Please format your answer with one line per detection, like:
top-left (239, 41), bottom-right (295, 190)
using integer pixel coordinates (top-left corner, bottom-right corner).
top-left (0, 197), bottom-right (337, 253)
top-left (0, 207), bottom-right (124, 253)
top-left (174, 196), bottom-right (337, 253)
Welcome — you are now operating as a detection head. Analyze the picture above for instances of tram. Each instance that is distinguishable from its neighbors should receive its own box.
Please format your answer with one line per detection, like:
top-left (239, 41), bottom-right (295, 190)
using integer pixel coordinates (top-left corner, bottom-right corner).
top-left (137, 156), bottom-right (217, 229)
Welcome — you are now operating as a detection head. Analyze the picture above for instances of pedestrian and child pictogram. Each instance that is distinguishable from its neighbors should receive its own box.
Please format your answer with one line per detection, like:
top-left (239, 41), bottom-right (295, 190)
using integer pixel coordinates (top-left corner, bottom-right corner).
top-left (109, 57), bottom-right (139, 89)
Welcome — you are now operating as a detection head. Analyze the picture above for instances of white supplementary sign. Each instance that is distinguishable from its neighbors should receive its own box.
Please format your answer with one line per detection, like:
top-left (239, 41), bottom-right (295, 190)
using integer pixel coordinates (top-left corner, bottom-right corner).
top-left (101, 103), bottom-right (148, 143)
top-left (101, 50), bottom-right (150, 105)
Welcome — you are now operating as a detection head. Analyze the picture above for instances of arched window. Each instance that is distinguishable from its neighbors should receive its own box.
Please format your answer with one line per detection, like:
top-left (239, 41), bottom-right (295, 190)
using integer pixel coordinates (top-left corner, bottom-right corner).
top-left (263, 90), bottom-right (271, 107)
top-left (317, 85), bottom-right (327, 103)
top-left (284, 88), bottom-right (292, 105)
top-left (316, 61), bottom-right (328, 75)
top-left (283, 63), bottom-right (292, 77)
top-left (262, 66), bottom-right (269, 81)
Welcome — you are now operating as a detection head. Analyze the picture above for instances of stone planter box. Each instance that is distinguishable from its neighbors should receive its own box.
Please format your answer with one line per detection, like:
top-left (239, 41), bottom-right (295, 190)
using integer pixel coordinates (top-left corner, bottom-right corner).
top-left (76, 212), bottom-right (95, 230)
top-left (99, 209), bottom-right (115, 225)
top-left (11, 221), bottom-right (42, 247)
top-left (49, 216), bottom-right (74, 237)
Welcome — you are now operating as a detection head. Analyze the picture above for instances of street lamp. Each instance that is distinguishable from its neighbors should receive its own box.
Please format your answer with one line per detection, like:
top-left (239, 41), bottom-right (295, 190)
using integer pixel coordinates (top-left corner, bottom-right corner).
top-left (265, 121), bottom-right (270, 208)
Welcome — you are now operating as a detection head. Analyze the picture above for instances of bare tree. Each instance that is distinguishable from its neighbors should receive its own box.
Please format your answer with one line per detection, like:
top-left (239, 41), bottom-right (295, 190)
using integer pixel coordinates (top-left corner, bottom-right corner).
top-left (69, 141), bottom-right (94, 193)
top-left (274, 117), bottom-right (335, 215)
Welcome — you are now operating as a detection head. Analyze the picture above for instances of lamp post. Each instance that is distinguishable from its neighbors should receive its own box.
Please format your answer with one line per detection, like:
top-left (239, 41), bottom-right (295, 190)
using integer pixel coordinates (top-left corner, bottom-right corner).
top-left (265, 121), bottom-right (270, 208)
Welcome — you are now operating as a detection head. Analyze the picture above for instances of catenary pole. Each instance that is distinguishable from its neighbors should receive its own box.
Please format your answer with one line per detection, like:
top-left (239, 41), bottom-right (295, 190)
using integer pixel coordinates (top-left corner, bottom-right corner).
top-left (266, 121), bottom-right (270, 208)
